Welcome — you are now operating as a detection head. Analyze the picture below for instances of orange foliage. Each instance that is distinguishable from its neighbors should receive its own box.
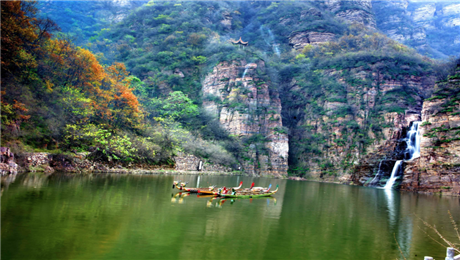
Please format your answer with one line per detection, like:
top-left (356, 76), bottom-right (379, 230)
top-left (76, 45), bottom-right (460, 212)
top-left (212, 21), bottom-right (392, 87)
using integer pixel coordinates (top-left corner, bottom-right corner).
top-left (1, 0), bottom-right (56, 75)
top-left (12, 100), bottom-right (28, 112)
top-left (2, 0), bottom-right (143, 132)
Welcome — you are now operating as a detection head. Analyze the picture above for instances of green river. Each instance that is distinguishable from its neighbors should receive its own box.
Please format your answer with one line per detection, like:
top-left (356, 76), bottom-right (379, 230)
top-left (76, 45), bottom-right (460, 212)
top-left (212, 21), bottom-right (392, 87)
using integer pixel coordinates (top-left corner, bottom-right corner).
top-left (2, 173), bottom-right (459, 260)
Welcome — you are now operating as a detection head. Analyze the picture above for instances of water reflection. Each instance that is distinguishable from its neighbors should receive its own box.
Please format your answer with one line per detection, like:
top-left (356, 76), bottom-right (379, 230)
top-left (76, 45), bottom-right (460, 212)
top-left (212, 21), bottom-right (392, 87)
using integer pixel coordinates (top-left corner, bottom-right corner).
top-left (1, 172), bottom-right (18, 194)
top-left (384, 188), bottom-right (397, 227)
top-left (171, 190), bottom-right (278, 209)
top-left (383, 188), bottom-right (413, 259)
top-left (1, 173), bottom-right (459, 260)
top-left (171, 192), bottom-right (190, 204)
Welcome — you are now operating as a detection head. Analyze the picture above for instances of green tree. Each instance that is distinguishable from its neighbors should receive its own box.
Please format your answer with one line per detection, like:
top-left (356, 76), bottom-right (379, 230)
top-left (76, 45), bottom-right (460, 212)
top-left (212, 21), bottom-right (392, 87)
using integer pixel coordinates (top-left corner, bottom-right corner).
top-left (149, 91), bottom-right (199, 122)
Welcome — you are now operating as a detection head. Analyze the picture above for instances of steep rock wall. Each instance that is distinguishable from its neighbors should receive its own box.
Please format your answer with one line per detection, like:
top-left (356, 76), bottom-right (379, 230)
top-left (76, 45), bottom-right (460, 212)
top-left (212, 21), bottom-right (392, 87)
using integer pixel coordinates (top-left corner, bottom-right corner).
top-left (400, 70), bottom-right (460, 196)
top-left (289, 32), bottom-right (336, 50)
top-left (202, 61), bottom-right (288, 177)
top-left (350, 65), bottom-right (460, 196)
top-left (286, 65), bottom-right (435, 181)
top-left (325, 0), bottom-right (376, 28)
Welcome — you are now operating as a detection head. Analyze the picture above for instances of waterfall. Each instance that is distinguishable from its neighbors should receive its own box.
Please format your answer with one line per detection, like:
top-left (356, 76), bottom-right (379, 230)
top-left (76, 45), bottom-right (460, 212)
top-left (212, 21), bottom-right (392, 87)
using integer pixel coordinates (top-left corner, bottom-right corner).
top-left (384, 160), bottom-right (402, 189)
top-left (369, 160), bottom-right (383, 186)
top-left (267, 28), bottom-right (280, 57)
top-left (404, 121), bottom-right (421, 161)
top-left (242, 64), bottom-right (250, 79)
top-left (260, 25), bottom-right (280, 57)
top-left (380, 121), bottom-right (421, 189)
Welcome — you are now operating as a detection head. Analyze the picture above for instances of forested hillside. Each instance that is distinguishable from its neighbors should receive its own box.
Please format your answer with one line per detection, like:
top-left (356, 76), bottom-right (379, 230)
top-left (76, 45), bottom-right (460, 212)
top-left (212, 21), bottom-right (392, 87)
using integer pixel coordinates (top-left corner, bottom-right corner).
top-left (2, 0), bottom-right (459, 192)
top-left (1, 1), bottom-right (237, 170)
top-left (373, 0), bottom-right (460, 59)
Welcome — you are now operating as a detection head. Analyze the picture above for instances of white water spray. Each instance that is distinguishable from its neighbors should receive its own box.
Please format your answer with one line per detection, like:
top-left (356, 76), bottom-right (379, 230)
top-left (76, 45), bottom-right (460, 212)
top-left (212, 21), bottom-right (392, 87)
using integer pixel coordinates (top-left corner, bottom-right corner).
top-left (260, 25), bottom-right (280, 57)
top-left (242, 64), bottom-right (250, 79)
top-left (404, 121), bottom-right (421, 161)
top-left (382, 121), bottom-right (421, 189)
top-left (384, 160), bottom-right (402, 189)
top-left (369, 160), bottom-right (383, 186)
top-left (267, 28), bottom-right (280, 57)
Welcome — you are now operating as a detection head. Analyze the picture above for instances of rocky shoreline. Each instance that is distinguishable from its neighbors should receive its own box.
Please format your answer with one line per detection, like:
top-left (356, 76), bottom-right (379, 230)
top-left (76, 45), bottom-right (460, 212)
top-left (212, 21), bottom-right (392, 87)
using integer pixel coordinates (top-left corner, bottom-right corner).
top-left (0, 148), bottom-right (243, 176)
top-left (1, 147), bottom-right (458, 196)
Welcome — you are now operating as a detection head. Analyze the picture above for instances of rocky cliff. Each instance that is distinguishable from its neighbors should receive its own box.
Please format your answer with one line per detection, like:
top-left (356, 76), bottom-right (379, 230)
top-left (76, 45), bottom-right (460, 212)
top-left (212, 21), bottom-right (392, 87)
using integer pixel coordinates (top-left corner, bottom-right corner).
top-left (289, 31), bottom-right (336, 50)
top-left (202, 61), bottom-right (289, 177)
top-left (287, 0), bottom-right (375, 50)
top-left (400, 67), bottom-right (460, 196)
top-left (326, 0), bottom-right (376, 29)
top-left (284, 60), bottom-right (435, 181)
top-left (349, 63), bottom-right (460, 196)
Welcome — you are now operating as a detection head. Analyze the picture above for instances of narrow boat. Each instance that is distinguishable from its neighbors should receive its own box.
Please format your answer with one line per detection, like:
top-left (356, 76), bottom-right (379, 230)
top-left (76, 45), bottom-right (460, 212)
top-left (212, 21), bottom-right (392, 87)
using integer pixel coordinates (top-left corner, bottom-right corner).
top-left (198, 181), bottom-right (243, 195)
top-left (174, 182), bottom-right (189, 191)
top-left (234, 182), bottom-right (255, 193)
top-left (218, 185), bottom-right (279, 198)
top-left (173, 181), bottom-right (243, 194)
top-left (251, 184), bottom-right (272, 192)
top-left (172, 180), bottom-right (181, 189)
top-left (215, 183), bottom-right (268, 195)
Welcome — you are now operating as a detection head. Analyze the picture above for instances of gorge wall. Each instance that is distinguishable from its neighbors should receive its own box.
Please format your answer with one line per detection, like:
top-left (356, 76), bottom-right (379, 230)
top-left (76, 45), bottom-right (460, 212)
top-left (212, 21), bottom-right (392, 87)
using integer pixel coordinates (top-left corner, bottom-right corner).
top-left (351, 65), bottom-right (460, 195)
top-left (283, 58), bottom-right (436, 180)
top-left (401, 67), bottom-right (460, 195)
top-left (202, 60), bottom-right (289, 177)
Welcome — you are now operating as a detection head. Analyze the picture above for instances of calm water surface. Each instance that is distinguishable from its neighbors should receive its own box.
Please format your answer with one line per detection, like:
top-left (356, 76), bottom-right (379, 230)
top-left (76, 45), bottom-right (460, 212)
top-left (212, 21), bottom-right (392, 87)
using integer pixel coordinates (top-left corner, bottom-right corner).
top-left (2, 173), bottom-right (459, 260)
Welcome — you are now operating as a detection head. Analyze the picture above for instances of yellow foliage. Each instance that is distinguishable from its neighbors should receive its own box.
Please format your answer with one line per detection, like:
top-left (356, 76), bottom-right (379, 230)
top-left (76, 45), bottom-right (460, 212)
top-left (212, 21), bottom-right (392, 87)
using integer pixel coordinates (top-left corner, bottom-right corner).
top-left (45, 79), bottom-right (54, 92)
top-left (302, 44), bottom-right (313, 54)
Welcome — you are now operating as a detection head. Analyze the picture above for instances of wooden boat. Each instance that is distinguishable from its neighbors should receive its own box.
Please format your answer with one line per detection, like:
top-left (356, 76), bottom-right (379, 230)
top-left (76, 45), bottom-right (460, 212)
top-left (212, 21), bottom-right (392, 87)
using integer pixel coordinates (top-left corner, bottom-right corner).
top-left (233, 182), bottom-right (255, 193)
top-left (198, 181), bottom-right (243, 195)
top-left (251, 184), bottom-right (271, 192)
top-left (172, 180), bottom-right (182, 189)
top-left (216, 183), bottom-right (269, 195)
top-left (173, 181), bottom-right (189, 191)
top-left (173, 181), bottom-right (243, 194)
top-left (218, 185), bottom-right (279, 199)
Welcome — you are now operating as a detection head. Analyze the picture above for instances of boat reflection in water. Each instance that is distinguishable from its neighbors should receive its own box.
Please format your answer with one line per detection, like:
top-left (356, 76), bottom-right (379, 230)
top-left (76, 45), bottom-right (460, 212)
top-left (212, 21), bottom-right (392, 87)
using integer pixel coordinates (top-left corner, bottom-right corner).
top-left (171, 192), bottom-right (190, 204)
top-left (172, 191), bottom-right (278, 208)
top-left (212, 197), bottom-right (277, 208)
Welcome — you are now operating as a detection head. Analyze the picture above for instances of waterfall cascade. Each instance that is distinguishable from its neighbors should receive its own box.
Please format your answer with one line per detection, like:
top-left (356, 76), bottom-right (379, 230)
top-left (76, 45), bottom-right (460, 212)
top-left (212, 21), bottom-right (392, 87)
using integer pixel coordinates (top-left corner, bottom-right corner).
top-left (242, 64), bottom-right (250, 79)
top-left (404, 121), bottom-right (421, 161)
top-left (384, 160), bottom-right (402, 189)
top-left (260, 25), bottom-right (280, 57)
top-left (369, 160), bottom-right (383, 186)
top-left (267, 29), bottom-right (280, 57)
top-left (376, 121), bottom-right (421, 189)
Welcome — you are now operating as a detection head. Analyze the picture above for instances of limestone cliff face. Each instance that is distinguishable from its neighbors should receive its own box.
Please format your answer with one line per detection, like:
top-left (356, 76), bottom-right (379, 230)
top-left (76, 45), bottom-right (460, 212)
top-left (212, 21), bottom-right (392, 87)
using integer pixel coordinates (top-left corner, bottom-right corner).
top-left (400, 71), bottom-right (460, 196)
top-left (202, 61), bottom-right (288, 177)
top-left (349, 65), bottom-right (460, 196)
top-left (325, 0), bottom-right (376, 28)
top-left (288, 0), bottom-right (375, 50)
top-left (289, 32), bottom-right (336, 50)
top-left (288, 65), bottom-right (435, 181)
